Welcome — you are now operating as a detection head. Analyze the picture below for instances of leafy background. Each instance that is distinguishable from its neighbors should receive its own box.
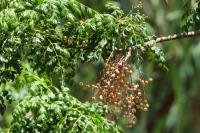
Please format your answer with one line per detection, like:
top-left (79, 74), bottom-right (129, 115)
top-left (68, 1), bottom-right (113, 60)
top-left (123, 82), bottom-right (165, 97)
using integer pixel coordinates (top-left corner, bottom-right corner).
top-left (1, 0), bottom-right (200, 133)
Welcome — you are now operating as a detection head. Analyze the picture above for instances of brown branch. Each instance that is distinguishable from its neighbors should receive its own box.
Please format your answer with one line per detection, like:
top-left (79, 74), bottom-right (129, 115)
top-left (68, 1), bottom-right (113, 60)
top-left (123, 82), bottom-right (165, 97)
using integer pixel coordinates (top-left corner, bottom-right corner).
top-left (155, 29), bottom-right (200, 43)
top-left (125, 29), bottom-right (200, 61)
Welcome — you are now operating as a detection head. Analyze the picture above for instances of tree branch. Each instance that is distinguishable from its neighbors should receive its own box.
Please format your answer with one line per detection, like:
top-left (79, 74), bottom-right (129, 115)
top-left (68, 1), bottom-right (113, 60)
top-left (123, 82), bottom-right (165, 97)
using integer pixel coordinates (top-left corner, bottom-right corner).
top-left (124, 47), bottom-right (132, 62)
top-left (154, 29), bottom-right (200, 43)
top-left (125, 29), bottom-right (200, 61)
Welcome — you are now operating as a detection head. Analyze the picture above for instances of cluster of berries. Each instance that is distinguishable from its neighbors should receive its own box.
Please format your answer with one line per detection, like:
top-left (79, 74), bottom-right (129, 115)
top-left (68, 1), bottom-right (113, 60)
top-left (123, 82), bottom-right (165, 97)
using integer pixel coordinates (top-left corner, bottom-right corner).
top-left (80, 53), bottom-right (152, 127)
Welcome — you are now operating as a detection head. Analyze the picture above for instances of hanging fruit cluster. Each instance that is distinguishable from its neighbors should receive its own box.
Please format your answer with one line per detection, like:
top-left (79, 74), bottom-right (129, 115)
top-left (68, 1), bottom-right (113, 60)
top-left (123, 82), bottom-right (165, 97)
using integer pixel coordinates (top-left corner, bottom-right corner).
top-left (80, 52), bottom-right (153, 127)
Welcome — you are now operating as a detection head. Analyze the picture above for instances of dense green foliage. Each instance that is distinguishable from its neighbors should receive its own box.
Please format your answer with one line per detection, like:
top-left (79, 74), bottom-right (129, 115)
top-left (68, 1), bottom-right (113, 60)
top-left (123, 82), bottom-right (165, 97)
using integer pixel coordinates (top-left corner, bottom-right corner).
top-left (1, 0), bottom-right (200, 132)
top-left (5, 64), bottom-right (121, 132)
top-left (182, 0), bottom-right (200, 30)
top-left (0, 0), bottom-right (158, 84)
top-left (0, 0), bottom-right (160, 132)
top-left (0, 90), bottom-right (12, 115)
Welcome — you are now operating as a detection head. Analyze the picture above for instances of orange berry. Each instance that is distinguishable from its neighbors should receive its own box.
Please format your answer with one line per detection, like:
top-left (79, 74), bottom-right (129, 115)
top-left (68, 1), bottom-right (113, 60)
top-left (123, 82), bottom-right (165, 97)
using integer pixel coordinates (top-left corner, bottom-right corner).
top-left (143, 107), bottom-right (148, 112)
top-left (99, 95), bottom-right (103, 100)
top-left (138, 92), bottom-right (142, 97)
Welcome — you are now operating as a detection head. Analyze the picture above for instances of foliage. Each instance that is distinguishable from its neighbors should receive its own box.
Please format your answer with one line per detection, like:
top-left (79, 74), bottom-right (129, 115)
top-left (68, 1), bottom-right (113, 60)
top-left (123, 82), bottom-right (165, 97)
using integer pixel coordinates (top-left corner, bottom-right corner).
top-left (0, 90), bottom-right (13, 115)
top-left (0, 0), bottom-right (162, 85)
top-left (0, 0), bottom-right (199, 132)
top-left (1, 64), bottom-right (121, 132)
top-left (182, 0), bottom-right (200, 30)
top-left (0, 0), bottom-right (200, 132)
top-left (0, 0), bottom-right (169, 132)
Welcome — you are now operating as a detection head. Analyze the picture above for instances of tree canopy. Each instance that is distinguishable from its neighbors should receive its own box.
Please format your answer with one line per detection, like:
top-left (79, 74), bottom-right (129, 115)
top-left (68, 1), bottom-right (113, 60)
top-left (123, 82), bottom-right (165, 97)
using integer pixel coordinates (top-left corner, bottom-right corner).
top-left (0, 0), bottom-right (200, 132)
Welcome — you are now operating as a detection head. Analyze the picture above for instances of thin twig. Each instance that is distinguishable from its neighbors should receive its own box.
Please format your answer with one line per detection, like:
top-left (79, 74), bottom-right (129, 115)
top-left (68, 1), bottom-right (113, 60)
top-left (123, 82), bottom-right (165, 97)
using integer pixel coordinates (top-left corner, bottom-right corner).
top-left (124, 47), bottom-right (132, 62)
top-left (48, 39), bottom-right (64, 87)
